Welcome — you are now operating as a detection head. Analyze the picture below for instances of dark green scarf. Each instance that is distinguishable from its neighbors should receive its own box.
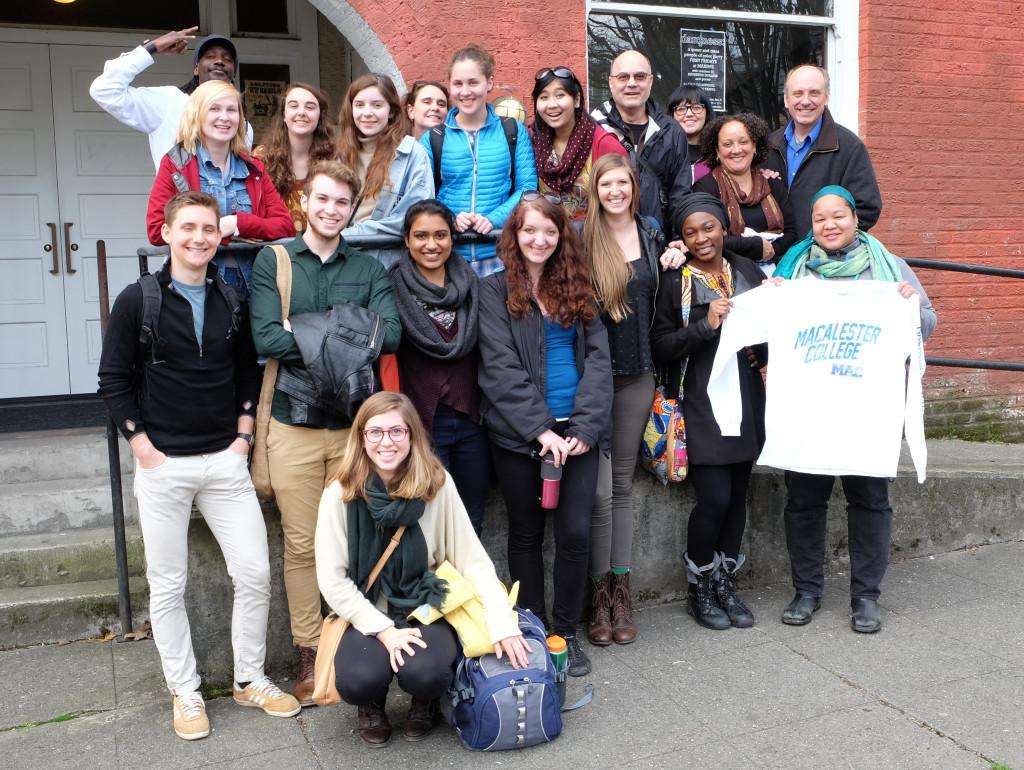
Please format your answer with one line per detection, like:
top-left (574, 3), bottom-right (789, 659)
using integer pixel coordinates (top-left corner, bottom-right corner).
top-left (347, 474), bottom-right (448, 626)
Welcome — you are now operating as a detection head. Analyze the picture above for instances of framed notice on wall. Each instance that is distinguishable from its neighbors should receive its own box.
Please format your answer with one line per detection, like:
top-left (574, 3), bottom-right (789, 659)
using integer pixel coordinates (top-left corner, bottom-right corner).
top-left (239, 64), bottom-right (291, 145)
top-left (679, 29), bottom-right (727, 112)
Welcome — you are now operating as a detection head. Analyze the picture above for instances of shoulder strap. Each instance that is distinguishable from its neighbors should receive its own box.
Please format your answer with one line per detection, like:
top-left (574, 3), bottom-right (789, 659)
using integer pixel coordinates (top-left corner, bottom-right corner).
top-left (500, 116), bottom-right (518, 187)
top-left (212, 273), bottom-right (243, 341)
top-left (138, 272), bottom-right (162, 361)
top-left (429, 125), bottom-right (445, 194)
top-left (269, 244), bottom-right (292, 321)
top-left (167, 144), bottom-right (194, 194)
top-left (366, 525), bottom-right (407, 591)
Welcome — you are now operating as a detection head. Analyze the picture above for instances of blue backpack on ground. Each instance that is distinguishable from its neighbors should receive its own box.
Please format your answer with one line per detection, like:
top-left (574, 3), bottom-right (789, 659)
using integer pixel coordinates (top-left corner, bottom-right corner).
top-left (443, 608), bottom-right (589, 751)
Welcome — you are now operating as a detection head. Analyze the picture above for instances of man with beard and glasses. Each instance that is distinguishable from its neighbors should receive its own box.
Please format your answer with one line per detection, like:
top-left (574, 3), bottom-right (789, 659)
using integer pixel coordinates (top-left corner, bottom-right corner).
top-left (90, 28), bottom-right (253, 169)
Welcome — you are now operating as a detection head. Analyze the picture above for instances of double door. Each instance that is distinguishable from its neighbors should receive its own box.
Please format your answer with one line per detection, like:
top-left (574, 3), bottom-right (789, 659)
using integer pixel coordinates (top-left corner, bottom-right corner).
top-left (0, 42), bottom-right (190, 398)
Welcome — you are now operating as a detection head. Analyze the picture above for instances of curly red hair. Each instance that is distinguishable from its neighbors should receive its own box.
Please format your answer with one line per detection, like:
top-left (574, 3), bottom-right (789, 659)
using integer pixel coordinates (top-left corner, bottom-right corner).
top-left (497, 198), bottom-right (595, 326)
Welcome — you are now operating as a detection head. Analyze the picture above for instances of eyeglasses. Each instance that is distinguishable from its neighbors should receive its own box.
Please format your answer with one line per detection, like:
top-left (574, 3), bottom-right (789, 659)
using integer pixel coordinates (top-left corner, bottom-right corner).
top-left (610, 71), bottom-right (652, 85)
top-left (674, 103), bottom-right (706, 116)
top-left (535, 67), bottom-right (576, 81)
top-left (363, 426), bottom-right (410, 443)
top-left (522, 190), bottom-right (562, 205)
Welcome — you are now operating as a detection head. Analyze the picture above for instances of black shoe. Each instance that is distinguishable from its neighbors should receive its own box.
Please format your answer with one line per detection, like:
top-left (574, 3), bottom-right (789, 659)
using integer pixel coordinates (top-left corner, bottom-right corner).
top-left (564, 634), bottom-right (592, 677)
top-left (781, 594), bottom-right (821, 626)
top-left (851, 597), bottom-right (882, 633)
top-left (687, 576), bottom-right (731, 630)
top-left (714, 570), bottom-right (755, 629)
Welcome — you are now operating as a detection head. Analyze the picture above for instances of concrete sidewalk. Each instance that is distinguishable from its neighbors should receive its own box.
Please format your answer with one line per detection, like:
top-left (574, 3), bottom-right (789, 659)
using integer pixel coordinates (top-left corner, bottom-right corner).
top-left (2, 541), bottom-right (1021, 769)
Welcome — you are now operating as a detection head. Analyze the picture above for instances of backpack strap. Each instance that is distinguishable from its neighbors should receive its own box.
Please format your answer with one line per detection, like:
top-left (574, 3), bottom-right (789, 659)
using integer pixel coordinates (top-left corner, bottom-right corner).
top-left (500, 116), bottom-right (518, 188)
top-left (138, 272), bottom-right (163, 363)
top-left (167, 144), bottom-right (194, 194)
top-left (428, 125), bottom-right (445, 194)
top-left (211, 273), bottom-right (243, 341)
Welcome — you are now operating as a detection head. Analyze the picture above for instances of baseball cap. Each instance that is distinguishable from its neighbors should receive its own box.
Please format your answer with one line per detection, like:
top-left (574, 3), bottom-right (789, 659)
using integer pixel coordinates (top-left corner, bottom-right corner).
top-left (194, 35), bottom-right (237, 65)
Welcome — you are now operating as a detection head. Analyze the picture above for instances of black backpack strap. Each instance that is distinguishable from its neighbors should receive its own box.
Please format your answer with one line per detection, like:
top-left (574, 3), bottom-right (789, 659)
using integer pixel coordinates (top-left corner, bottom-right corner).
top-left (500, 116), bottom-right (518, 187)
top-left (212, 273), bottom-right (243, 341)
top-left (428, 125), bottom-right (445, 193)
top-left (138, 272), bottom-right (162, 362)
top-left (166, 144), bottom-right (194, 194)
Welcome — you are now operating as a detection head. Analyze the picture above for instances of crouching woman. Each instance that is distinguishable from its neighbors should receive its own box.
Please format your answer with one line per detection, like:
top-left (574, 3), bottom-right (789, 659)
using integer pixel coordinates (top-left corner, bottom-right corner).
top-left (315, 391), bottom-right (529, 748)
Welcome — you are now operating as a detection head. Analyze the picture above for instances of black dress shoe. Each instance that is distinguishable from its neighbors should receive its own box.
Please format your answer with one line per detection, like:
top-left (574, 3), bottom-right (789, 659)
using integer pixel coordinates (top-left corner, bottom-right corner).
top-left (781, 593), bottom-right (821, 626)
top-left (851, 597), bottom-right (882, 633)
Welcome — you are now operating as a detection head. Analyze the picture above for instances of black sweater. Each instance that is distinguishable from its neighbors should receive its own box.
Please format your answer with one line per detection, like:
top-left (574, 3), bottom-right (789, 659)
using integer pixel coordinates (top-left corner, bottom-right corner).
top-left (98, 263), bottom-right (260, 455)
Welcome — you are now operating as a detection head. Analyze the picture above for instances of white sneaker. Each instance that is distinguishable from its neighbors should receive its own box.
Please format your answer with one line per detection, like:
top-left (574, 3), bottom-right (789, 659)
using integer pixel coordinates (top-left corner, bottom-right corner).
top-left (233, 676), bottom-right (301, 717)
top-left (173, 691), bottom-right (210, 740)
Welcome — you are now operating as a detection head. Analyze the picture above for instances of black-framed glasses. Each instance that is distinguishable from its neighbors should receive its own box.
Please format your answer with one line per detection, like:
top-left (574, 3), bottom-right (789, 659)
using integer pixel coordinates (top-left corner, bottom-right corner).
top-left (674, 102), bottom-right (706, 116)
top-left (610, 71), bottom-right (652, 84)
top-left (535, 66), bottom-right (576, 81)
top-left (363, 426), bottom-right (410, 443)
top-left (522, 190), bottom-right (561, 205)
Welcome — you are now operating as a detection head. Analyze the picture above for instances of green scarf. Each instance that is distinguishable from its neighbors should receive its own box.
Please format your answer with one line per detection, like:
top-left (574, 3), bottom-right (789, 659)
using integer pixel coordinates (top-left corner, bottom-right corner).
top-left (347, 474), bottom-right (448, 627)
top-left (776, 230), bottom-right (903, 282)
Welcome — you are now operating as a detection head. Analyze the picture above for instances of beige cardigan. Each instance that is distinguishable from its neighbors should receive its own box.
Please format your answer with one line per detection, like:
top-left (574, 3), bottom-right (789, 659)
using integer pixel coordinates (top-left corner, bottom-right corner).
top-left (315, 472), bottom-right (521, 644)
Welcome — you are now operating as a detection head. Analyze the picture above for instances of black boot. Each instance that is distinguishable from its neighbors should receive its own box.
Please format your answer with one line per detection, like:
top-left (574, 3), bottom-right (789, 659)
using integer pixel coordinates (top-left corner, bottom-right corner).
top-left (357, 699), bottom-right (391, 747)
top-left (685, 553), bottom-right (730, 631)
top-left (564, 633), bottom-right (592, 677)
top-left (714, 553), bottom-right (755, 628)
top-left (851, 597), bottom-right (882, 633)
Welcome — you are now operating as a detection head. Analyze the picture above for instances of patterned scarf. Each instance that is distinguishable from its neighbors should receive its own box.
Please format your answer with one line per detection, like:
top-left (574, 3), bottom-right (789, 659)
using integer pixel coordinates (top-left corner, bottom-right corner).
top-left (711, 166), bottom-right (785, 237)
top-left (686, 261), bottom-right (734, 299)
top-left (531, 111), bottom-right (596, 194)
top-left (776, 230), bottom-right (903, 282)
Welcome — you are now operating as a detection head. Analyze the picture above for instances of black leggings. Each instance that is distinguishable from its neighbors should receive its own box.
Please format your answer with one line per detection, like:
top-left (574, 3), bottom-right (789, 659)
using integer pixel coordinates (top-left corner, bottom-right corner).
top-left (686, 461), bottom-right (754, 566)
top-left (491, 444), bottom-right (598, 637)
top-left (334, 621), bottom-right (458, 706)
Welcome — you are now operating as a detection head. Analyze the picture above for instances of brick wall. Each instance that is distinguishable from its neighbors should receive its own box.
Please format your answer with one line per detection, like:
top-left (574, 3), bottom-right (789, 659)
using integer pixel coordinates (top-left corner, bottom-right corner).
top-left (861, 0), bottom-right (1024, 440)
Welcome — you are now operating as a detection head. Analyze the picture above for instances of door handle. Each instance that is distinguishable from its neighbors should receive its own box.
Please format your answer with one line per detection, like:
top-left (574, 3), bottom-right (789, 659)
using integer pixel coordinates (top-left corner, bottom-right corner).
top-left (45, 222), bottom-right (60, 274)
top-left (63, 222), bottom-right (78, 274)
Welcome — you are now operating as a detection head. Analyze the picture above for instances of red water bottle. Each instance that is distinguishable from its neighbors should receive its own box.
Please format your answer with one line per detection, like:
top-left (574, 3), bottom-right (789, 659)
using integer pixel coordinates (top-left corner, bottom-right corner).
top-left (540, 456), bottom-right (562, 509)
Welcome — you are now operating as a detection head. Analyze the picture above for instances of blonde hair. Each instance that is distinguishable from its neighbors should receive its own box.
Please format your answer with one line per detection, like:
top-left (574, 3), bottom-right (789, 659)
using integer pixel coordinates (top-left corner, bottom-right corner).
top-left (583, 154), bottom-right (641, 322)
top-left (176, 80), bottom-right (249, 156)
top-left (334, 392), bottom-right (446, 503)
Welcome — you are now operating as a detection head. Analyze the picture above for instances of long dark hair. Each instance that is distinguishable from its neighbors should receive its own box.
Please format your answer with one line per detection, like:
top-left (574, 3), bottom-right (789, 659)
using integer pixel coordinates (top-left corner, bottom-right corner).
top-left (497, 198), bottom-right (594, 326)
top-left (337, 74), bottom-right (410, 203)
top-left (260, 83), bottom-right (336, 198)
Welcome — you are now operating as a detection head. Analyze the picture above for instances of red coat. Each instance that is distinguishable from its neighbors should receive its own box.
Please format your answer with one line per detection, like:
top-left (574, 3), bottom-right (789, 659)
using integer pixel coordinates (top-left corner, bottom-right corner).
top-left (146, 148), bottom-right (295, 246)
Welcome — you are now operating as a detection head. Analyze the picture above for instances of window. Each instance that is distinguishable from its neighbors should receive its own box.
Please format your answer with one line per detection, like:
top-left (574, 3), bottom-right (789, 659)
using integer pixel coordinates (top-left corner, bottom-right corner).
top-left (588, 1), bottom-right (857, 131)
top-left (0, 0), bottom-right (199, 31)
top-left (234, 0), bottom-right (290, 36)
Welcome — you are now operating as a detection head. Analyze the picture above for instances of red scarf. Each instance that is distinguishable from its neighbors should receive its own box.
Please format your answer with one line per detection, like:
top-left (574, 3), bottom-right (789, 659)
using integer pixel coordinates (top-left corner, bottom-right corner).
top-left (712, 166), bottom-right (785, 237)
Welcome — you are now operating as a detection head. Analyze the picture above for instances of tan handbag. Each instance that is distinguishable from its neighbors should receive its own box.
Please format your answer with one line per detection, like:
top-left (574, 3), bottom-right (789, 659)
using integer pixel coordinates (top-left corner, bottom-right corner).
top-left (250, 245), bottom-right (292, 502)
top-left (312, 526), bottom-right (407, 707)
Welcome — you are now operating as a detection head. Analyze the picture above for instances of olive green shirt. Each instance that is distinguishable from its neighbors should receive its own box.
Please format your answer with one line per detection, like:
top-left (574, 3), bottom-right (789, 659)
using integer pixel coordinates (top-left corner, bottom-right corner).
top-left (250, 236), bottom-right (401, 427)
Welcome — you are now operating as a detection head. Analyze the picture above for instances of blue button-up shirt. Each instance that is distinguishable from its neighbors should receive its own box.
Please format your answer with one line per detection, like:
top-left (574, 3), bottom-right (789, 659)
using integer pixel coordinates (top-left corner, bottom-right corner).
top-left (196, 145), bottom-right (252, 217)
top-left (784, 116), bottom-right (824, 186)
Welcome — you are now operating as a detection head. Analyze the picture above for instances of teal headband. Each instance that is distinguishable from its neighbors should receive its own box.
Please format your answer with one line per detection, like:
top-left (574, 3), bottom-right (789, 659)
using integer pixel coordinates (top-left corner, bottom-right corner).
top-left (811, 185), bottom-right (856, 211)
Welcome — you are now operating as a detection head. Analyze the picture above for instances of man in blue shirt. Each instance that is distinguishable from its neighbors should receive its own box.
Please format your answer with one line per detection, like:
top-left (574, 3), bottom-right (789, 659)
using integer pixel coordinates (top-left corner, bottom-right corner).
top-left (766, 64), bottom-right (882, 237)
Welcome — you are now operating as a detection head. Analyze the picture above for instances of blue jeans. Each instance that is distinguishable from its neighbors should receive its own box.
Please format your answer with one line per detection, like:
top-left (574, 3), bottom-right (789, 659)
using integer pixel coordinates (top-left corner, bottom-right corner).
top-left (431, 405), bottom-right (490, 535)
top-left (214, 253), bottom-right (255, 301)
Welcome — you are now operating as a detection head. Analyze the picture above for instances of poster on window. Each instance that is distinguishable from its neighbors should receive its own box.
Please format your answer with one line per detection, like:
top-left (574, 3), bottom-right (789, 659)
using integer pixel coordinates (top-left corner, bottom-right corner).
top-left (679, 29), bottom-right (727, 112)
top-left (240, 64), bottom-right (290, 145)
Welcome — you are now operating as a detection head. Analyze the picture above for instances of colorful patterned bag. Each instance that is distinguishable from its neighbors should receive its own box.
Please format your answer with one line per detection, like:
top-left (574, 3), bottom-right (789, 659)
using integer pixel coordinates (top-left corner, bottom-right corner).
top-left (639, 269), bottom-right (692, 484)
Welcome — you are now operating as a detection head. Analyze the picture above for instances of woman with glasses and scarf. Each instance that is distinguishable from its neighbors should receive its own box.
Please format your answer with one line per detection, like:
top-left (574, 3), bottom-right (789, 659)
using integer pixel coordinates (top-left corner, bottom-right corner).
top-left (315, 391), bottom-right (529, 747)
top-left (388, 200), bottom-right (489, 535)
top-left (478, 194), bottom-right (612, 678)
top-left (531, 66), bottom-right (626, 220)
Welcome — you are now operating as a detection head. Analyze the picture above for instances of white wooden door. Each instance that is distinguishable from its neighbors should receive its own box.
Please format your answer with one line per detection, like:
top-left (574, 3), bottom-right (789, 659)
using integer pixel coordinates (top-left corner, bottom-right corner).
top-left (49, 44), bottom-right (193, 394)
top-left (0, 43), bottom-right (68, 398)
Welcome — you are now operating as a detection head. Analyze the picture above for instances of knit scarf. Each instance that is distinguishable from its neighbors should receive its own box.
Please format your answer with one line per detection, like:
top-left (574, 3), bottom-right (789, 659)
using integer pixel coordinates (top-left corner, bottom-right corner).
top-left (532, 112), bottom-right (596, 194)
top-left (390, 254), bottom-right (479, 360)
top-left (776, 230), bottom-right (903, 282)
top-left (347, 474), bottom-right (448, 627)
top-left (711, 166), bottom-right (785, 237)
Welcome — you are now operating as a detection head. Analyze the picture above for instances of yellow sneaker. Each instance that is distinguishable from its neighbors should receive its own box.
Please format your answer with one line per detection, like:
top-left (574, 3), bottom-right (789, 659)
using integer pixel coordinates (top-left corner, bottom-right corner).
top-left (233, 676), bottom-right (301, 717)
top-left (172, 691), bottom-right (210, 740)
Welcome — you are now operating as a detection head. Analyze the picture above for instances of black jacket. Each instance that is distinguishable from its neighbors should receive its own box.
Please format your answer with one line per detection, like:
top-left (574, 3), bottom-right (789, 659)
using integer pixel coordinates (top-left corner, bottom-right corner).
top-left (650, 253), bottom-right (766, 466)
top-left (765, 108), bottom-right (882, 238)
top-left (692, 171), bottom-right (798, 264)
top-left (592, 99), bottom-right (692, 236)
top-left (98, 262), bottom-right (260, 455)
top-left (477, 273), bottom-right (612, 456)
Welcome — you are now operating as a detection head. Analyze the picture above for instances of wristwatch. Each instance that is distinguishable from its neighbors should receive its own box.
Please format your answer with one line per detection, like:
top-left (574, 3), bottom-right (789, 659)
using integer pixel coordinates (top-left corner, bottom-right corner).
top-left (236, 432), bottom-right (255, 446)
top-left (143, 40), bottom-right (159, 56)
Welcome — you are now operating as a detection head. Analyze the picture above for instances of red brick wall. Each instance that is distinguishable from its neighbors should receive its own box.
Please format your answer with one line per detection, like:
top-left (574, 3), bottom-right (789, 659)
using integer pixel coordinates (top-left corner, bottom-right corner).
top-left (861, 0), bottom-right (1024, 439)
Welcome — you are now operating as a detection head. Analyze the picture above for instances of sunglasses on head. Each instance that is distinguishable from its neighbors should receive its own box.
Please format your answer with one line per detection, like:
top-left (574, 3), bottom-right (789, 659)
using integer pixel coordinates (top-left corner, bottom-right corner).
top-left (535, 67), bottom-right (576, 81)
top-left (522, 190), bottom-right (561, 205)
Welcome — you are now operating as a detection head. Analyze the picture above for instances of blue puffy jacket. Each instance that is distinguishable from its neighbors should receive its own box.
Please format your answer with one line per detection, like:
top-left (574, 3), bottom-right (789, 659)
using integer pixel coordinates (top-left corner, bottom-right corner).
top-left (421, 105), bottom-right (537, 276)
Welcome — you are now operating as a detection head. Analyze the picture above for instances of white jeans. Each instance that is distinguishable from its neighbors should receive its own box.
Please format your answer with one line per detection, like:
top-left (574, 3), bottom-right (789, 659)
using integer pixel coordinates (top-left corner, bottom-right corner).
top-left (134, 447), bottom-right (270, 694)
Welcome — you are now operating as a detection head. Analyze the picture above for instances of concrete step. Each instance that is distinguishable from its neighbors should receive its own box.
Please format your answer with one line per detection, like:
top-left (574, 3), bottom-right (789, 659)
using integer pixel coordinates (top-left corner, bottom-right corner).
top-left (0, 526), bottom-right (145, 589)
top-left (0, 476), bottom-right (137, 536)
top-left (0, 428), bottom-right (132, 485)
top-left (0, 576), bottom-right (149, 649)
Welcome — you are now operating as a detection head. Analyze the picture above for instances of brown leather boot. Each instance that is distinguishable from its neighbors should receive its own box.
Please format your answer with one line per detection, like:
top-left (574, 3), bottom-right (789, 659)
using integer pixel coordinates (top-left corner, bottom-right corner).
top-left (357, 700), bottom-right (391, 747)
top-left (293, 645), bottom-right (317, 707)
top-left (610, 571), bottom-right (637, 644)
top-left (587, 573), bottom-right (613, 646)
top-left (403, 696), bottom-right (439, 741)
